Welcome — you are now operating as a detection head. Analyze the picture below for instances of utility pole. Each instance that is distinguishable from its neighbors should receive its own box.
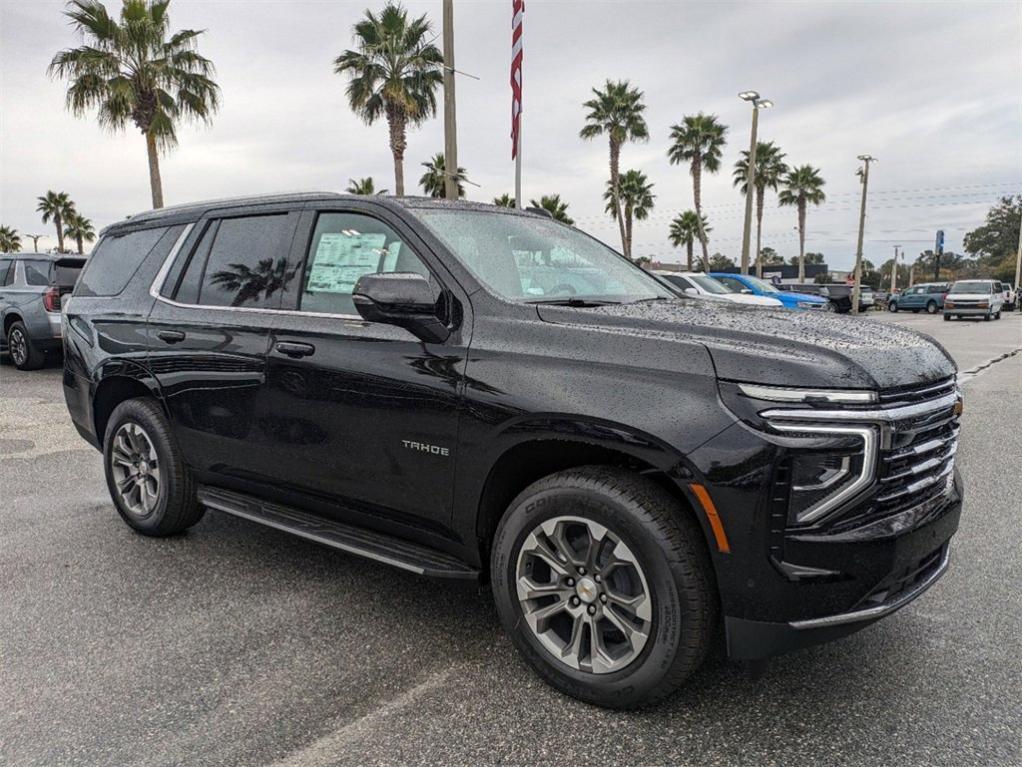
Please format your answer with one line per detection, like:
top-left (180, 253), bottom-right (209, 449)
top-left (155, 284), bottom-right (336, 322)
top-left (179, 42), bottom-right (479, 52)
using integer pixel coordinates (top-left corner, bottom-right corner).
top-left (891, 245), bottom-right (900, 294)
top-left (908, 260), bottom-right (915, 287)
top-left (933, 230), bottom-right (944, 281)
top-left (851, 155), bottom-right (876, 315)
top-left (738, 91), bottom-right (772, 275)
top-left (1014, 211), bottom-right (1021, 292)
top-left (442, 0), bottom-right (459, 201)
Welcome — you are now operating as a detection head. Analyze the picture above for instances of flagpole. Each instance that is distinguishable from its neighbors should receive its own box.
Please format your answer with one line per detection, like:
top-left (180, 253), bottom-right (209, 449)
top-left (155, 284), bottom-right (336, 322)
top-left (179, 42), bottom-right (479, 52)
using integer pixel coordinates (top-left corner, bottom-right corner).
top-left (511, 0), bottom-right (524, 208)
top-left (515, 117), bottom-right (522, 209)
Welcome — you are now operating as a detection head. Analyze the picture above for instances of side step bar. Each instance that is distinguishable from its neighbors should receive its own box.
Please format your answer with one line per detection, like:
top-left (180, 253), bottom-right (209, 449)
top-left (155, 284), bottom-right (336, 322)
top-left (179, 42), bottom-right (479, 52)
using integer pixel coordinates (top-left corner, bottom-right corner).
top-left (197, 486), bottom-right (480, 581)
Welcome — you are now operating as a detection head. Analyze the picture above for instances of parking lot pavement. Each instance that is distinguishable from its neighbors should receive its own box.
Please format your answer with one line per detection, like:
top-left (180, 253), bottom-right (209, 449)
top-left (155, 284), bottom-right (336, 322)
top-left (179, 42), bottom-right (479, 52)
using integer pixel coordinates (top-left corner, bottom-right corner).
top-left (2, 316), bottom-right (1021, 767)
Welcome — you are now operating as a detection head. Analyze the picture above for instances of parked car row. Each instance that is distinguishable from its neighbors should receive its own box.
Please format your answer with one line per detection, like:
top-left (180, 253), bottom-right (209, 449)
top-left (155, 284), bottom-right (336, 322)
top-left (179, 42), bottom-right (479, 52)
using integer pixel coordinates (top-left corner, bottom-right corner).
top-left (886, 279), bottom-right (1014, 320)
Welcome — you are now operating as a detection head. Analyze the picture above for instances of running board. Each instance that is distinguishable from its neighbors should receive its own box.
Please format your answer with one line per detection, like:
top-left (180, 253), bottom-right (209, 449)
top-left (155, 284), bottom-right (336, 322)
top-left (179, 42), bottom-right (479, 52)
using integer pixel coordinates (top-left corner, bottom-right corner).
top-left (197, 486), bottom-right (480, 581)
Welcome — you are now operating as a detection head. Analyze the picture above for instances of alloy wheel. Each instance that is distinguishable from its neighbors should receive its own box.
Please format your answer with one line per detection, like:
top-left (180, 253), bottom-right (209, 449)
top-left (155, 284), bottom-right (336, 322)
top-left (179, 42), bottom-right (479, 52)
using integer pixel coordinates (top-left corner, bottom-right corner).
top-left (515, 515), bottom-right (652, 674)
top-left (9, 328), bottom-right (27, 366)
top-left (109, 422), bottom-right (162, 517)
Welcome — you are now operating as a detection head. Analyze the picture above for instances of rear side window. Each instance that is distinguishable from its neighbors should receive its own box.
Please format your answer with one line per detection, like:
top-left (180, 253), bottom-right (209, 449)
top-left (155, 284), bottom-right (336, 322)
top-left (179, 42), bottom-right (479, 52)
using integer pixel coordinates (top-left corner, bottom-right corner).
top-left (174, 215), bottom-right (292, 308)
top-left (24, 260), bottom-right (52, 286)
top-left (74, 226), bottom-right (174, 297)
top-left (0, 259), bottom-right (11, 286)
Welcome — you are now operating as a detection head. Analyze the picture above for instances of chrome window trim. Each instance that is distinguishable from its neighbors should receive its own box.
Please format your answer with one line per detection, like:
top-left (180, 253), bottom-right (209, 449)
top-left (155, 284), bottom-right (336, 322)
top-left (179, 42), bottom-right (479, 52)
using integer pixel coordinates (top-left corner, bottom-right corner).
top-left (761, 391), bottom-right (959, 423)
top-left (790, 546), bottom-right (950, 630)
top-left (770, 423), bottom-right (878, 524)
top-left (739, 383), bottom-right (878, 404)
top-left (147, 221), bottom-right (366, 322)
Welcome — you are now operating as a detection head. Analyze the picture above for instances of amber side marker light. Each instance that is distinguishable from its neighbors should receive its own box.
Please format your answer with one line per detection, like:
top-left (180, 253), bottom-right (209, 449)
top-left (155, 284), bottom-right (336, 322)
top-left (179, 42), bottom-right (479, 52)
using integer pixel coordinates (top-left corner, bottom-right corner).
top-left (688, 483), bottom-right (731, 553)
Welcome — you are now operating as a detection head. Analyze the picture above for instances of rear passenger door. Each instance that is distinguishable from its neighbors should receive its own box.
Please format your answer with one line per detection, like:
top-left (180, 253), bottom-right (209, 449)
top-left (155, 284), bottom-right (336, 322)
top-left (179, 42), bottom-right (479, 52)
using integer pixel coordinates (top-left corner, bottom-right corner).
top-left (147, 207), bottom-right (301, 489)
top-left (259, 204), bottom-right (469, 532)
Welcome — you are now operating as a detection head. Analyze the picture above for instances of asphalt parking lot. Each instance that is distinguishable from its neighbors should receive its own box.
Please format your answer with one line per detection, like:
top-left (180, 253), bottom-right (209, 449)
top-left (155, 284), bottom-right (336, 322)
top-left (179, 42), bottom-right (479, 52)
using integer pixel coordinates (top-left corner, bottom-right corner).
top-left (2, 311), bottom-right (1020, 767)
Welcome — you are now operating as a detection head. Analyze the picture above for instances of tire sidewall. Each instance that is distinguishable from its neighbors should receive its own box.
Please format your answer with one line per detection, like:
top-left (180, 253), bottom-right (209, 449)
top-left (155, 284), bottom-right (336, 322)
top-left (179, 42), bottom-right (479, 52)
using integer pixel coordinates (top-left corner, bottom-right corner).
top-left (103, 400), bottom-right (173, 532)
top-left (492, 483), bottom-right (687, 708)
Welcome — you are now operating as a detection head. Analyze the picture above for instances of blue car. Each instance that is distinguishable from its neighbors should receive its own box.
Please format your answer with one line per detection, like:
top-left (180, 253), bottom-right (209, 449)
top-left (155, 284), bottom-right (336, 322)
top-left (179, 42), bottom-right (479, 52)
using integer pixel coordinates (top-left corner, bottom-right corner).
top-left (710, 273), bottom-right (830, 311)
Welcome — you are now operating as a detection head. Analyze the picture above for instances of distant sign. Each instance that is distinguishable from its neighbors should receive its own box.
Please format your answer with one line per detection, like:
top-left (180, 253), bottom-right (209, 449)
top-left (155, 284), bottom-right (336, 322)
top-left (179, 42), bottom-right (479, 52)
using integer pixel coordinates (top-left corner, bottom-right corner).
top-left (935, 230), bottom-right (945, 255)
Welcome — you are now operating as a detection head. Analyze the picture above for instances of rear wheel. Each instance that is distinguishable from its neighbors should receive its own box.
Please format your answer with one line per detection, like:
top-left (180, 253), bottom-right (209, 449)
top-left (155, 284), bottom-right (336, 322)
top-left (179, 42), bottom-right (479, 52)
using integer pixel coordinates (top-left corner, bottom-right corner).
top-left (6, 321), bottom-right (45, 370)
top-left (103, 397), bottom-right (204, 536)
top-left (491, 466), bottom-right (716, 709)
top-left (926, 301), bottom-right (938, 314)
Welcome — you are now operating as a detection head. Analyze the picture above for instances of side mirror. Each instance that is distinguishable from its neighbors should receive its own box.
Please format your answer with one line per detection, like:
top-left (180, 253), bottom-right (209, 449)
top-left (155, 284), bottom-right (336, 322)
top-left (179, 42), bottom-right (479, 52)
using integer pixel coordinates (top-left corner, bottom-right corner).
top-left (684, 287), bottom-right (698, 296)
top-left (352, 272), bottom-right (450, 344)
top-left (741, 288), bottom-right (753, 294)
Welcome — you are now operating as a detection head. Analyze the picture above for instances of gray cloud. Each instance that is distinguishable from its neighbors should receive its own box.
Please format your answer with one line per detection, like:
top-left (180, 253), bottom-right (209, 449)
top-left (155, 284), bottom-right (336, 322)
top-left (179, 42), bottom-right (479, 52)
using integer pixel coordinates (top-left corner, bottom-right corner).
top-left (1, 0), bottom-right (1019, 270)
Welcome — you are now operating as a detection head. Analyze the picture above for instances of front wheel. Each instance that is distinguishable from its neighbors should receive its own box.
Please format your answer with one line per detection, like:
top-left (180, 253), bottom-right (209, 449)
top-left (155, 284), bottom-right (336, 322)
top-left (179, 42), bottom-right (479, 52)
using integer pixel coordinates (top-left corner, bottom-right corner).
top-left (888, 302), bottom-right (898, 313)
top-left (943, 313), bottom-right (951, 321)
top-left (103, 397), bottom-right (205, 536)
top-left (491, 466), bottom-right (717, 709)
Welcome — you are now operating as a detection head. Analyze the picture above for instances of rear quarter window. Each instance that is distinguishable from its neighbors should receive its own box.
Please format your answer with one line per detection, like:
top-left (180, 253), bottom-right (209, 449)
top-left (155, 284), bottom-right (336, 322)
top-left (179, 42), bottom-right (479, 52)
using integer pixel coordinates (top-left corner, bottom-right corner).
top-left (23, 260), bottom-right (52, 286)
top-left (74, 226), bottom-right (179, 297)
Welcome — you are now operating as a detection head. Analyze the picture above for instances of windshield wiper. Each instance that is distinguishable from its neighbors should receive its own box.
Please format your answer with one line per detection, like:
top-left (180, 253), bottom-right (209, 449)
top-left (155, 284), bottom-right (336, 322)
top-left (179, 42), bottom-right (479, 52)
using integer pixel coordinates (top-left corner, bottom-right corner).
top-left (526, 298), bottom-right (621, 307)
top-left (630, 296), bottom-right (669, 304)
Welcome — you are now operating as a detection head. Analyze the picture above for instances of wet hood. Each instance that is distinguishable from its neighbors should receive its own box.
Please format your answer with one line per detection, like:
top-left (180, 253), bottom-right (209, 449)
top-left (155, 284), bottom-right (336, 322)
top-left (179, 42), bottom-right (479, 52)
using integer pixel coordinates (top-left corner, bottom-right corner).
top-left (537, 300), bottom-right (956, 390)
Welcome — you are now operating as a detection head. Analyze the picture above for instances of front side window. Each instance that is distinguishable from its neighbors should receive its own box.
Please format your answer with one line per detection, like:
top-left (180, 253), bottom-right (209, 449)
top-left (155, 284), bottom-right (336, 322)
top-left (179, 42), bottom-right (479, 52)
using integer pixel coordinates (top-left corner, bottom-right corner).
top-left (299, 212), bottom-right (431, 316)
top-left (175, 215), bottom-right (293, 308)
top-left (715, 276), bottom-right (746, 294)
top-left (412, 209), bottom-right (670, 304)
top-left (688, 274), bottom-right (731, 295)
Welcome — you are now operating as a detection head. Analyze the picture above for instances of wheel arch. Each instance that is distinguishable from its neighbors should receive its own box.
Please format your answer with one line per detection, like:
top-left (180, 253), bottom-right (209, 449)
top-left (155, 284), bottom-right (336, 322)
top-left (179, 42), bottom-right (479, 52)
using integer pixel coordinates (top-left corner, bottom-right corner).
top-left (92, 364), bottom-right (166, 443)
top-left (3, 311), bottom-right (24, 336)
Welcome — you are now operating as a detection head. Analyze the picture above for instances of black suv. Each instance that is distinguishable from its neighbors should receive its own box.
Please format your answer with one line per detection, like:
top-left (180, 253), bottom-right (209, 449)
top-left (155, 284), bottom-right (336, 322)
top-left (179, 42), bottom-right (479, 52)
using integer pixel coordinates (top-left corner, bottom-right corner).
top-left (63, 193), bottom-right (964, 708)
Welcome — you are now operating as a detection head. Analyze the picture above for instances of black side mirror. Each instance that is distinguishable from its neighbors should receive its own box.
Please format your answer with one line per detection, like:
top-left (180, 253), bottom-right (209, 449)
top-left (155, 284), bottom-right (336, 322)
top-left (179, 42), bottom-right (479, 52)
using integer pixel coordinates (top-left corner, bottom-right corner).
top-left (352, 272), bottom-right (450, 344)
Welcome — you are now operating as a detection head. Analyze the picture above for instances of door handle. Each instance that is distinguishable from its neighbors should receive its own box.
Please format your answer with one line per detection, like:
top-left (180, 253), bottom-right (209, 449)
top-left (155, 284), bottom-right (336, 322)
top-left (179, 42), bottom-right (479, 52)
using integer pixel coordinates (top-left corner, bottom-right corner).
top-left (157, 330), bottom-right (186, 344)
top-left (275, 341), bottom-right (315, 358)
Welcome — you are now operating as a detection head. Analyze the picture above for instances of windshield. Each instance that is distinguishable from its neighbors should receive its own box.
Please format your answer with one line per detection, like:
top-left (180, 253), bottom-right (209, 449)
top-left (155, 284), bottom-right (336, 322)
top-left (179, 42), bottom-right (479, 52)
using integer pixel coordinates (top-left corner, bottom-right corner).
top-left (412, 209), bottom-right (672, 304)
top-left (950, 281), bottom-right (992, 294)
top-left (687, 274), bottom-right (730, 295)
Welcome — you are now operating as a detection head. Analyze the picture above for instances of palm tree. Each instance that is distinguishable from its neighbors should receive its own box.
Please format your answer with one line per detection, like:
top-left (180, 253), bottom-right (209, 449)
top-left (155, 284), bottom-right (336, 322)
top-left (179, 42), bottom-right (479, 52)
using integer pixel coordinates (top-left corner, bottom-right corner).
top-left (419, 153), bottom-right (466, 198)
top-left (64, 211), bottom-right (97, 255)
top-left (778, 165), bottom-right (827, 282)
top-left (579, 80), bottom-right (648, 258)
top-left (668, 210), bottom-right (711, 272)
top-left (733, 141), bottom-right (787, 277)
top-left (667, 113), bottom-right (727, 266)
top-left (346, 177), bottom-right (387, 195)
top-left (335, 3), bottom-right (443, 196)
top-left (603, 170), bottom-right (654, 258)
top-left (37, 191), bottom-right (75, 253)
top-left (49, 0), bottom-right (220, 209)
top-left (0, 226), bottom-right (22, 252)
top-left (493, 193), bottom-right (516, 208)
top-left (529, 195), bottom-right (574, 225)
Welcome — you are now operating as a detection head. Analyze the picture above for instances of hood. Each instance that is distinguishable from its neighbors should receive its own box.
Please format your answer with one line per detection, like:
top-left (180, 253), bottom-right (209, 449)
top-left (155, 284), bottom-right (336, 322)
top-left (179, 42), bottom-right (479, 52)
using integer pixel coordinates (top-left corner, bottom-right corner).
top-left (784, 291), bottom-right (827, 303)
top-left (723, 293), bottom-right (783, 307)
top-left (536, 299), bottom-right (956, 390)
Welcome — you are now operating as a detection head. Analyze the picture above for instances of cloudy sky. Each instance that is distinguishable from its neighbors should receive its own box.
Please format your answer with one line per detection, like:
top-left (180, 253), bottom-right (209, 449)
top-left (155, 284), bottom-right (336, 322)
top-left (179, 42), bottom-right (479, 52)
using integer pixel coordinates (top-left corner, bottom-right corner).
top-left (1, 0), bottom-right (1019, 270)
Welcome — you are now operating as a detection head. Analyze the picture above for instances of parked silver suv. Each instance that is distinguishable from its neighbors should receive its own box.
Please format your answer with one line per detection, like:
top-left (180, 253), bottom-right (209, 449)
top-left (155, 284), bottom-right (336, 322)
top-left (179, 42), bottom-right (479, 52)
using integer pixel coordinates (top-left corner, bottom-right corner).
top-left (0, 253), bottom-right (85, 369)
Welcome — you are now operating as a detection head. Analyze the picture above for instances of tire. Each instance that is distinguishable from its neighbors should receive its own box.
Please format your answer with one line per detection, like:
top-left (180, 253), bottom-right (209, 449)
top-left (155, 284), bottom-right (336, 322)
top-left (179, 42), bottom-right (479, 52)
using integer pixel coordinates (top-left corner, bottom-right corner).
top-left (926, 301), bottom-right (938, 314)
top-left (995, 310), bottom-right (1001, 320)
top-left (943, 313), bottom-right (950, 322)
top-left (491, 466), bottom-right (717, 709)
top-left (984, 313), bottom-right (991, 321)
top-left (6, 321), bottom-right (45, 370)
top-left (103, 397), bottom-right (204, 536)
top-left (888, 302), bottom-right (898, 313)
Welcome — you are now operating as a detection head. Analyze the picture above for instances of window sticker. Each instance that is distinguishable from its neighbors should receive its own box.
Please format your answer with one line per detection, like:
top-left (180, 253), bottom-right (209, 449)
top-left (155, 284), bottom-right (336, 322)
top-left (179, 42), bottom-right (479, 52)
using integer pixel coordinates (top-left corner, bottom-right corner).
top-left (306, 232), bottom-right (388, 294)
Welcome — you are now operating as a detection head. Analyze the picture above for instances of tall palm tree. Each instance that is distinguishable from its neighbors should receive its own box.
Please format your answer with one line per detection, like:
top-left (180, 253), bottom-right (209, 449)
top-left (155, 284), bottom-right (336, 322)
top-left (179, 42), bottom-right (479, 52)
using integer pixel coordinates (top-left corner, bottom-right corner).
top-left (64, 211), bottom-right (97, 255)
top-left (668, 210), bottom-right (711, 272)
top-left (529, 195), bottom-right (574, 225)
top-left (493, 193), bottom-right (516, 208)
top-left (49, 0), bottom-right (220, 209)
top-left (778, 165), bottom-right (827, 282)
top-left (667, 113), bottom-right (727, 266)
top-left (37, 191), bottom-right (75, 253)
top-left (579, 80), bottom-right (648, 258)
top-left (0, 226), bottom-right (22, 252)
top-left (419, 153), bottom-right (466, 198)
top-left (733, 141), bottom-right (787, 277)
top-left (603, 170), bottom-right (654, 258)
top-left (346, 177), bottom-right (387, 195)
top-left (335, 3), bottom-right (443, 196)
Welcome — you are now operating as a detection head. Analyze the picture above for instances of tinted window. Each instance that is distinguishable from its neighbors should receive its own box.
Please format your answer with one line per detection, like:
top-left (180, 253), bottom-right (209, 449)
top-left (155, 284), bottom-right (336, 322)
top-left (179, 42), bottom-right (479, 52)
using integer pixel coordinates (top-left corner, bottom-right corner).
top-left (178, 215), bottom-right (292, 308)
top-left (0, 259), bottom-right (10, 286)
top-left (24, 260), bottom-right (52, 286)
top-left (75, 227), bottom-right (172, 297)
top-left (299, 212), bottom-right (430, 316)
top-left (715, 276), bottom-right (745, 293)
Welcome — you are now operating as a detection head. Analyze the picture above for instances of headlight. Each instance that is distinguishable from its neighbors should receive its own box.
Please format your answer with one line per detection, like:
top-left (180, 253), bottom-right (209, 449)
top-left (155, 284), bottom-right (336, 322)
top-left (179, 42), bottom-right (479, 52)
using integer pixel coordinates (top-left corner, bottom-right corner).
top-left (771, 424), bottom-right (878, 525)
top-left (944, 301), bottom-right (955, 308)
top-left (977, 301), bottom-right (988, 308)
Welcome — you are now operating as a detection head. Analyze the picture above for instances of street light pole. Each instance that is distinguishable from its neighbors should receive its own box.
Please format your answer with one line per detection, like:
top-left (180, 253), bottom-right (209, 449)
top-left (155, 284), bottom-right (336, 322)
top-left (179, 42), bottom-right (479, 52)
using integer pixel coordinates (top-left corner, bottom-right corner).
top-left (26, 234), bottom-right (45, 252)
top-left (1015, 208), bottom-right (1022, 293)
top-left (851, 155), bottom-right (876, 315)
top-left (442, 0), bottom-right (459, 201)
top-left (738, 91), bottom-right (772, 276)
top-left (891, 244), bottom-right (900, 294)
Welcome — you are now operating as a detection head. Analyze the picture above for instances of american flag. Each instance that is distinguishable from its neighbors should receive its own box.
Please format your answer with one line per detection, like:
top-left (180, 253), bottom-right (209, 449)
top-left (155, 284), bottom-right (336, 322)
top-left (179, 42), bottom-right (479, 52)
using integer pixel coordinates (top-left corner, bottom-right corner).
top-left (511, 0), bottom-right (524, 159)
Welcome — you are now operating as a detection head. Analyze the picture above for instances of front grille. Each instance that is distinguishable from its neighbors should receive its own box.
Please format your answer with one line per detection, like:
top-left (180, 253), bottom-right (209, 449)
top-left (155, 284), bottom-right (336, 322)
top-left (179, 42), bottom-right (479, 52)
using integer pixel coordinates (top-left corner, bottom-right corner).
top-left (877, 376), bottom-right (956, 408)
